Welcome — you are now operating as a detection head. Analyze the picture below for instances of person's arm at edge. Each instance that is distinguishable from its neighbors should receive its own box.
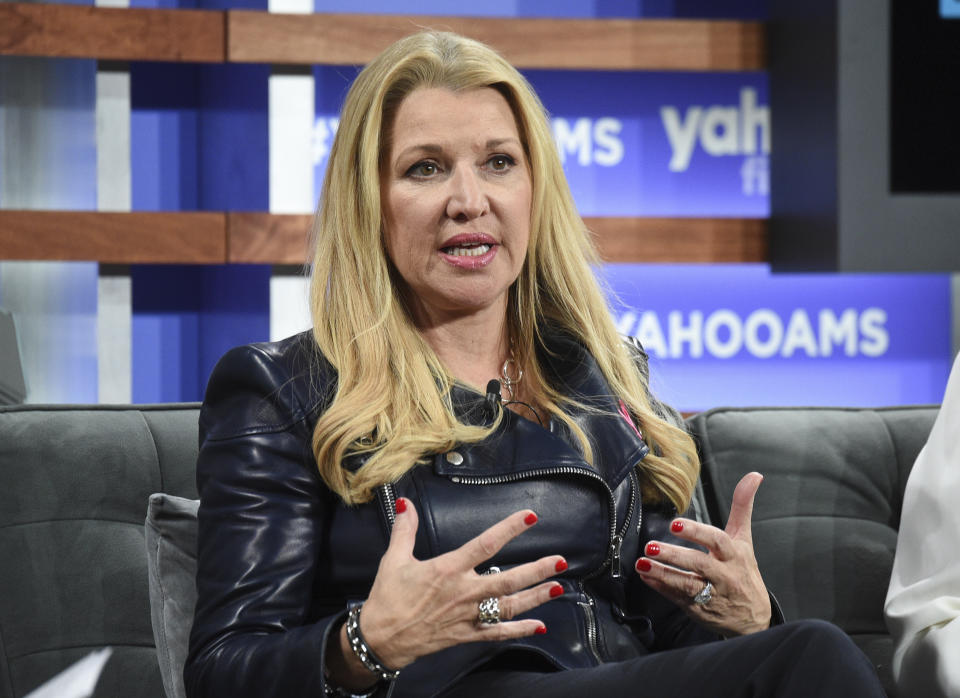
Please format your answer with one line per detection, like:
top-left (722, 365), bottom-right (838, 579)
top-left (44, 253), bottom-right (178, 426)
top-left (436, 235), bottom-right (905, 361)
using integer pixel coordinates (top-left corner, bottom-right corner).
top-left (885, 352), bottom-right (960, 698)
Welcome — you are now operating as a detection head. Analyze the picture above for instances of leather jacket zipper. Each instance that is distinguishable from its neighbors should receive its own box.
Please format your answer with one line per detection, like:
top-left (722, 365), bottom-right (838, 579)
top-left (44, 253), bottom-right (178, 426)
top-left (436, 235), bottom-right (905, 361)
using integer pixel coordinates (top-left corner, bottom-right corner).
top-left (375, 468), bottom-right (638, 563)
top-left (577, 582), bottom-right (603, 662)
top-left (609, 469), bottom-right (640, 580)
top-left (449, 466), bottom-right (622, 578)
top-left (444, 466), bottom-right (642, 665)
top-left (377, 482), bottom-right (398, 529)
top-left (584, 470), bottom-right (639, 661)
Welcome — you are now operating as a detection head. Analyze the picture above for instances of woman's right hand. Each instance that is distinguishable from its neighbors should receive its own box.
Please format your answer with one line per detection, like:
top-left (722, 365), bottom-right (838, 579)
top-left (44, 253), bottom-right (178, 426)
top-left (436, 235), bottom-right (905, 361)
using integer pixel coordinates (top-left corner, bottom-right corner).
top-left (332, 498), bottom-right (565, 685)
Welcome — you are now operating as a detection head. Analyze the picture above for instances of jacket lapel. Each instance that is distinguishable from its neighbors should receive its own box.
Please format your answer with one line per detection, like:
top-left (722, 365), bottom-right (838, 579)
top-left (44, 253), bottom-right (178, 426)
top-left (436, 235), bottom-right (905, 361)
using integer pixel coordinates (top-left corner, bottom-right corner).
top-left (539, 331), bottom-right (650, 488)
top-left (438, 331), bottom-right (650, 489)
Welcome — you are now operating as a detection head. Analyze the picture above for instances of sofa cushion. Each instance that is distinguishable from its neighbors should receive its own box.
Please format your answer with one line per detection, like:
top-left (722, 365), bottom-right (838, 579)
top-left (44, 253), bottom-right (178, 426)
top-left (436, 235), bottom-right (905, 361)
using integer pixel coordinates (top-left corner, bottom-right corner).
top-left (146, 494), bottom-right (200, 698)
top-left (687, 405), bottom-right (938, 698)
top-left (0, 404), bottom-right (199, 698)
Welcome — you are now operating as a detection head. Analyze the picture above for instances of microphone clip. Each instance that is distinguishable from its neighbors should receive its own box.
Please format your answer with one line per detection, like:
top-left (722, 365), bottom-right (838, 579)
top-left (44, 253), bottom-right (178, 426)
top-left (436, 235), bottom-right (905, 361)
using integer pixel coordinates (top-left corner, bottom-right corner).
top-left (484, 379), bottom-right (502, 420)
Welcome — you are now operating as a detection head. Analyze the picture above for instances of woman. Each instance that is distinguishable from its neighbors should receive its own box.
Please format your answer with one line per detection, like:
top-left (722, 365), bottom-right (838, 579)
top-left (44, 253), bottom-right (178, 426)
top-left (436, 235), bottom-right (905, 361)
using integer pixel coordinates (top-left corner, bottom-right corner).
top-left (185, 31), bottom-right (885, 698)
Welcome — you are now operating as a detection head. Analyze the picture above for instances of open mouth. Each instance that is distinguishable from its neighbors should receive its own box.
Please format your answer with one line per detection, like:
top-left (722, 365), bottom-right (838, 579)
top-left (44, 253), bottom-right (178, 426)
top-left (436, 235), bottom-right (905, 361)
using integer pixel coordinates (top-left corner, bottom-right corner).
top-left (441, 243), bottom-right (493, 257)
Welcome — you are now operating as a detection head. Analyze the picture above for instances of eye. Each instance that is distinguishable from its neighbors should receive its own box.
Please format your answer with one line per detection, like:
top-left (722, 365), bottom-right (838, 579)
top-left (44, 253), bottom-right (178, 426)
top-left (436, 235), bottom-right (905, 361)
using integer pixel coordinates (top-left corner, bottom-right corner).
top-left (487, 154), bottom-right (516, 171)
top-left (405, 161), bottom-right (439, 178)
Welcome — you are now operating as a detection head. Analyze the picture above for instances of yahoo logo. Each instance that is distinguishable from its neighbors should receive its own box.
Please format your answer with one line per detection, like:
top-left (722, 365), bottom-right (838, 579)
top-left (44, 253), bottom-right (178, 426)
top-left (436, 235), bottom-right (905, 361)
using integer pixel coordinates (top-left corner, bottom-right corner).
top-left (660, 88), bottom-right (769, 172)
top-left (615, 307), bottom-right (889, 360)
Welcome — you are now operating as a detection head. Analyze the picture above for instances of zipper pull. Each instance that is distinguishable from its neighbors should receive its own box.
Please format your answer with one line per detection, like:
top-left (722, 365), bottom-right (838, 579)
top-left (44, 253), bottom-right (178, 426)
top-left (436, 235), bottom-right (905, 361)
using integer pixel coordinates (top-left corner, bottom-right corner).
top-left (609, 534), bottom-right (623, 579)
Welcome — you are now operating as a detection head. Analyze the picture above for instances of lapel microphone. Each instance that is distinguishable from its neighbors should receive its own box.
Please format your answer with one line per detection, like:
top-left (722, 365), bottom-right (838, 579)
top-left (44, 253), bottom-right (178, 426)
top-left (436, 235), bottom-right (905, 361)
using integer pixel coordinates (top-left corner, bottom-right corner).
top-left (485, 379), bottom-right (502, 419)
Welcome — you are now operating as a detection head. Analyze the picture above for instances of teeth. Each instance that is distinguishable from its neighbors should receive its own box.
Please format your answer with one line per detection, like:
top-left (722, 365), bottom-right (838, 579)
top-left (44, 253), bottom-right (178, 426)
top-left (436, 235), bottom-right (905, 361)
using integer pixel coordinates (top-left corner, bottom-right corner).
top-left (446, 244), bottom-right (491, 257)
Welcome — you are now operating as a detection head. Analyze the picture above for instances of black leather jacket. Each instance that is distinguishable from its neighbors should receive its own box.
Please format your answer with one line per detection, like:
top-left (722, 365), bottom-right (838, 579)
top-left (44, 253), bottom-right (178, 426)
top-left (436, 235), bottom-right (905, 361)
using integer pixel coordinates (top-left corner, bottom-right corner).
top-left (185, 330), bottom-right (730, 698)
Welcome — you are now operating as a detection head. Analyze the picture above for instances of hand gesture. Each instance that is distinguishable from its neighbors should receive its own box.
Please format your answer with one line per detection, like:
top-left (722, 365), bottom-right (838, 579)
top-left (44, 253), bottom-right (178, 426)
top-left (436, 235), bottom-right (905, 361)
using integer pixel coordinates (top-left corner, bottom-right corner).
top-left (358, 499), bottom-right (566, 670)
top-left (634, 472), bottom-right (771, 636)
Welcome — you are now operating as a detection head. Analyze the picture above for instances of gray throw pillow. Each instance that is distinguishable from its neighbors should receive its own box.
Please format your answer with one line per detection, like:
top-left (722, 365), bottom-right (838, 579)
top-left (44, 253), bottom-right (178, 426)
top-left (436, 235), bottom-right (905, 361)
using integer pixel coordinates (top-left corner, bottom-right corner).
top-left (145, 493), bottom-right (199, 698)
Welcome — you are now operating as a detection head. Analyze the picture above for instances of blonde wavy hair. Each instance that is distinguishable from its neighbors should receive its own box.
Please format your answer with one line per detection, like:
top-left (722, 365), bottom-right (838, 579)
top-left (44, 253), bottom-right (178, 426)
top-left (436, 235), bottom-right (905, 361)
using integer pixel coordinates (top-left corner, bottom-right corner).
top-left (309, 31), bottom-right (699, 510)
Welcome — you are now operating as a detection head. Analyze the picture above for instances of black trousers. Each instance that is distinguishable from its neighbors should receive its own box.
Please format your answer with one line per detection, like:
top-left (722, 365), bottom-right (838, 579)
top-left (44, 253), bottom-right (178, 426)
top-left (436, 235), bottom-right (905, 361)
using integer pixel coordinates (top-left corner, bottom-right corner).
top-left (440, 620), bottom-right (885, 698)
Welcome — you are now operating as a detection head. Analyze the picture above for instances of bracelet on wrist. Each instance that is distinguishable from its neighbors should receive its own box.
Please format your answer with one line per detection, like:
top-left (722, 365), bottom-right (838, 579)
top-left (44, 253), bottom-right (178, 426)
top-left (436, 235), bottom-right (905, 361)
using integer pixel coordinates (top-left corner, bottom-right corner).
top-left (345, 602), bottom-right (400, 683)
top-left (323, 673), bottom-right (378, 698)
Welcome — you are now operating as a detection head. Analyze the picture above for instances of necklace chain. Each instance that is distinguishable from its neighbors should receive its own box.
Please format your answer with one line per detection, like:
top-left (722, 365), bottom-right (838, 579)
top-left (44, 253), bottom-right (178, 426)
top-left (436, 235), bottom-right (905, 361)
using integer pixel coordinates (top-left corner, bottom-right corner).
top-left (500, 349), bottom-right (523, 402)
top-left (498, 348), bottom-right (543, 426)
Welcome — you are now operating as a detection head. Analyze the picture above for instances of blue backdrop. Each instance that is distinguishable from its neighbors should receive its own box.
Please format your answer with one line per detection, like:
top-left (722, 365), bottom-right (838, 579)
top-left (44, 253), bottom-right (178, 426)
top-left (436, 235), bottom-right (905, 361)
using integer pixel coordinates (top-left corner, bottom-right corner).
top-left (603, 265), bottom-right (951, 410)
top-left (119, 0), bottom-right (952, 408)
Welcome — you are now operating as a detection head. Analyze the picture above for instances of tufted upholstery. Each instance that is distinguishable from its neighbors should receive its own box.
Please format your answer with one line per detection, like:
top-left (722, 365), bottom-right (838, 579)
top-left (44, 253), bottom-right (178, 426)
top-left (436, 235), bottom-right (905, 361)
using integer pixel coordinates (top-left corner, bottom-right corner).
top-left (687, 406), bottom-right (938, 698)
top-left (0, 404), bottom-right (199, 698)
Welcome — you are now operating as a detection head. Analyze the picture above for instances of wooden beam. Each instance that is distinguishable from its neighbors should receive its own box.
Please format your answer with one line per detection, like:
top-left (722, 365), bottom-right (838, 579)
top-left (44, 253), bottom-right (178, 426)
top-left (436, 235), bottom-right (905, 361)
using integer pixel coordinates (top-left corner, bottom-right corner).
top-left (0, 3), bottom-right (224, 62)
top-left (228, 12), bottom-right (765, 71)
top-left (228, 214), bottom-right (767, 264)
top-left (0, 212), bottom-right (767, 264)
top-left (0, 5), bottom-right (763, 69)
top-left (0, 5), bottom-right (764, 69)
top-left (0, 211), bottom-right (227, 263)
top-left (587, 217), bottom-right (768, 263)
top-left (228, 212), bottom-right (311, 264)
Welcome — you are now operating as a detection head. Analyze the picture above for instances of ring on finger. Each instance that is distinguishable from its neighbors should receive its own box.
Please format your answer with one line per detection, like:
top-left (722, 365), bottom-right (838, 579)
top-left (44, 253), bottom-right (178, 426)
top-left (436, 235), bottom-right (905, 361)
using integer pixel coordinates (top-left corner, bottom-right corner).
top-left (477, 565), bottom-right (502, 625)
top-left (478, 596), bottom-right (501, 625)
top-left (692, 580), bottom-right (713, 606)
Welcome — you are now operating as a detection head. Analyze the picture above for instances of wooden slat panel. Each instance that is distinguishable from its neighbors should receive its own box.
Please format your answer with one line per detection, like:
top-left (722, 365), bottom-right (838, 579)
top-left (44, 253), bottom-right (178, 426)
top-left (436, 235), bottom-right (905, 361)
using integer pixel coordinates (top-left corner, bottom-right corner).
top-left (0, 212), bottom-right (766, 264)
top-left (228, 212), bottom-right (311, 264)
top-left (0, 3), bottom-right (224, 62)
top-left (586, 217), bottom-right (767, 263)
top-left (0, 5), bottom-right (764, 69)
top-left (228, 213), bottom-right (767, 264)
top-left (0, 211), bottom-right (227, 263)
top-left (228, 12), bottom-right (765, 71)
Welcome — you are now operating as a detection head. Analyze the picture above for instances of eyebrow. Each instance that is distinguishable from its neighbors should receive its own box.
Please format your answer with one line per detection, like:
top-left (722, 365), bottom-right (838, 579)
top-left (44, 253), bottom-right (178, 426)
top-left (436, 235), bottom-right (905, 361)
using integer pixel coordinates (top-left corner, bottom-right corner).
top-left (394, 138), bottom-right (522, 163)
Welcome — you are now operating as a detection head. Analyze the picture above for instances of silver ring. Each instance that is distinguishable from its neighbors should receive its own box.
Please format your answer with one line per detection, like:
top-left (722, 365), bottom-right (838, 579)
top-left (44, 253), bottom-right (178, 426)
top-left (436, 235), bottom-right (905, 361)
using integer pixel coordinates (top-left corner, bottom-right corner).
top-left (478, 596), bottom-right (501, 624)
top-left (692, 580), bottom-right (713, 606)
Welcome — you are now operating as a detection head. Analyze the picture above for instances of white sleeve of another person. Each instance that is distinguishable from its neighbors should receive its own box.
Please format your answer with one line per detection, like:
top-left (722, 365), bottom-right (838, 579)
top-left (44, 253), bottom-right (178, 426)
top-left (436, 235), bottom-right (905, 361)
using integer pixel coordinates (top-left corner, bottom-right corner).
top-left (885, 352), bottom-right (960, 698)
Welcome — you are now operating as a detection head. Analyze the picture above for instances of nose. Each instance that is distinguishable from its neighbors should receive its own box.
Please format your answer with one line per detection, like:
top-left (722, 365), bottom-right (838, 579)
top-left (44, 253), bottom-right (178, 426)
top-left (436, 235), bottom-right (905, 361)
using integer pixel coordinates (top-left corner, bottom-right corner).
top-left (445, 167), bottom-right (489, 221)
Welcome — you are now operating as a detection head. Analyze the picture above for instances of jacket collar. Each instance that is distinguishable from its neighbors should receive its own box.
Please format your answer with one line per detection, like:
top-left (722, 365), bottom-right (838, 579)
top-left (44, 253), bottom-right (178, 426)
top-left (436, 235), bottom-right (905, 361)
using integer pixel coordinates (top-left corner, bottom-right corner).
top-left (438, 329), bottom-right (649, 489)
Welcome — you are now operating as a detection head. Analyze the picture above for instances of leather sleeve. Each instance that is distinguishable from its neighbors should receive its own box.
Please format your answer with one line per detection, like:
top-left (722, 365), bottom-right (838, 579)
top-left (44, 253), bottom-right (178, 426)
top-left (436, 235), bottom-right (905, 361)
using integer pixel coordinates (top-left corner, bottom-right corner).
top-left (183, 343), bottom-right (348, 698)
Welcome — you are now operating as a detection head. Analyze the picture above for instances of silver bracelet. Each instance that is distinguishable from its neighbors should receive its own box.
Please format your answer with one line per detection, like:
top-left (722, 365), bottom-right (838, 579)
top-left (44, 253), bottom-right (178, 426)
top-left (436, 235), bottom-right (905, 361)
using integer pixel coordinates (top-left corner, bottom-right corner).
top-left (322, 677), bottom-right (378, 698)
top-left (345, 603), bottom-right (400, 682)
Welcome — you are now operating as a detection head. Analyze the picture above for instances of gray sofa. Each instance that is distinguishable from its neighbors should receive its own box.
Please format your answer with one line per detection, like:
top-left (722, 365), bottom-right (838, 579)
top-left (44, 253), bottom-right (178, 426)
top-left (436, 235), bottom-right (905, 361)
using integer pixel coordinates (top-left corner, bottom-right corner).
top-left (0, 403), bottom-right (937, 697)
top-left (0, 404), bottom-right (199, 698)
top-left (687, 406), bottom-right (936, 697)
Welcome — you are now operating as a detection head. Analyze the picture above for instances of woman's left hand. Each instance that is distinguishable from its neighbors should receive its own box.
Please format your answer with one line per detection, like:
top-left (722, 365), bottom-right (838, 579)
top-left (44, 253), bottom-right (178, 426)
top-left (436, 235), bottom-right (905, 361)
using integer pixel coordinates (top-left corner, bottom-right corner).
top-left (634, 472), bottom-right (771, 636)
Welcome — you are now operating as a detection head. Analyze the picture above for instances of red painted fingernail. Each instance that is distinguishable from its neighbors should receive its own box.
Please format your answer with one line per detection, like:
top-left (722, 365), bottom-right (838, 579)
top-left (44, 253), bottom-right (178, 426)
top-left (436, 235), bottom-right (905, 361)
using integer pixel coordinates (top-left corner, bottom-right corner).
top-left (535, 625), bottom-right (547, 635)
top-left (555, 559), bottom-right (568, 573)
top-left (646, 543), bottom-right (660, 557)
top-left (550, 584), bottom-right (564, 598)
top-left (671, 520), bottom-right (684, 533)
top-left (395, 498), bottom-right (407, 514)
top-left (525, 512), bottom-right (538, 525)
top-left (636, 558), bottom-right (652, 573)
